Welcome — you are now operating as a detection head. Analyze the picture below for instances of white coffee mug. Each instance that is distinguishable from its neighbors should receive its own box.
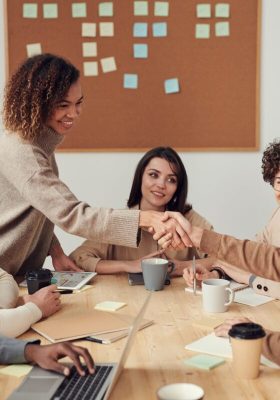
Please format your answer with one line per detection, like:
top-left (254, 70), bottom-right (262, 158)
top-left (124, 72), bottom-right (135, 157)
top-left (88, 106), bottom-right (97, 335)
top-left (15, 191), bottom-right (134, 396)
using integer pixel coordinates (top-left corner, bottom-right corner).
top-left (202, 279), bottom-right (234, 313)
top-left (157, 383), bottom-right (204, 400)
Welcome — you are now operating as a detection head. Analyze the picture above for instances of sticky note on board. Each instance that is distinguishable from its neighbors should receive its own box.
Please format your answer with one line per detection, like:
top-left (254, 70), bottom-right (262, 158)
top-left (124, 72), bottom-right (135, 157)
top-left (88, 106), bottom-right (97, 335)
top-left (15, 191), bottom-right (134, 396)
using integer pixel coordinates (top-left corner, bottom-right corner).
top-left (43, 4), bottom-right (58, 19)
top-left (83, 61), bottom-right (98, 76)
top-left (133, 44), bottom-right (148, 58)
top-left (184, 354), bottom-right (225, 370)
top-left (195, 24), bottom-right (210, 39)
top-left (82, 42), bottom-right (97, 57)
top-left (72, 3), bottom-right (87, 18)
top-left (134, 1), bottom-right (148, 16)
top-left (215, 21), bottom-right (230, 37)
top-left (0, 364), bottom-right (32, 378)
top-left (94, 301), bottom-right (126, 312)
top-left (154, 1), bottom-right (169, 17)
top-left (196, 4), bottom-right (211, 18)
top-left (100, 57), bottom-right (117, 73)
top-left (82, 23), bottom-right (96, 37)
top-left (99, 22), bottom-right (114, 37)
top-left (99, 2), bottom-right (114, 17)
top-left (215, 3), bottom-right (230, 18)
top-left (124, 74), bottom-right (138, 89)
top-left (164, 78), bottom-right (180, 94)
top-left (152, 22), bottom-right (167, 37)
top-left (23, 3), bottom-right (38, 18)
top-left (133, 23), bottom-right (148, 37)
top-left (26, 43), bottom-right (42, 57)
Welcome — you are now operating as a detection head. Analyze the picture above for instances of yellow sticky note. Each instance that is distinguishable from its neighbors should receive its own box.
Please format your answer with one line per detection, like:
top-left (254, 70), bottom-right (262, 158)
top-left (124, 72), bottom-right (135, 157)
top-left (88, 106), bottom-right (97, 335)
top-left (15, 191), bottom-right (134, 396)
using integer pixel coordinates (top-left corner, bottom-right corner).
top-left (99, 22), bottom-right (114, 37)
top-left (82, 23), bottom-right (96, 37)
top-left (82, 42), bottom-right (97, 57)
top-left (94, 301), bottom-right (126, 312)
top-left (0, 364), bottom-right (32, 378)
top-left (26, 43), bottom-right (42, 57)
top-left (100, 57), bottom-right (117, 73)
top-left (83, 62), bottom-right (98, 77)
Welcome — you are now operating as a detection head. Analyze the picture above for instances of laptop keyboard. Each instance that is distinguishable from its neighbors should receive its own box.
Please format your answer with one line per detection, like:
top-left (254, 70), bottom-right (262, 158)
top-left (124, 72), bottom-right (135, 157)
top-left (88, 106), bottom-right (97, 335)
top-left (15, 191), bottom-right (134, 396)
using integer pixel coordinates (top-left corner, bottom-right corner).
top-left (51, 365), bottom-right (113, 400)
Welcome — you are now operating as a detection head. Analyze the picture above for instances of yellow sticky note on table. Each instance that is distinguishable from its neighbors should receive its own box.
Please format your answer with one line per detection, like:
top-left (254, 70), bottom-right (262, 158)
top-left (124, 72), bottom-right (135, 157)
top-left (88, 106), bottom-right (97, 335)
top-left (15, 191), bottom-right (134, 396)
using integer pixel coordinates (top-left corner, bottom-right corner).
top-left (0, 364), bottom-right (32, 378)
top-left (94, 301), bottom-right (126, 312)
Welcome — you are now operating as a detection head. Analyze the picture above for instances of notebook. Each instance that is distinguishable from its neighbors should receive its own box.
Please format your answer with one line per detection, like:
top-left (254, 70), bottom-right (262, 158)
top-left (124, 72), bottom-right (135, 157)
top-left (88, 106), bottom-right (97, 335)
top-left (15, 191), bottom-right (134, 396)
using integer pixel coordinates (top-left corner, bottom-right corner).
top-left (8, 294), bottom-right (152, 400)
top-left (185, 333), bottom-right (280, 369)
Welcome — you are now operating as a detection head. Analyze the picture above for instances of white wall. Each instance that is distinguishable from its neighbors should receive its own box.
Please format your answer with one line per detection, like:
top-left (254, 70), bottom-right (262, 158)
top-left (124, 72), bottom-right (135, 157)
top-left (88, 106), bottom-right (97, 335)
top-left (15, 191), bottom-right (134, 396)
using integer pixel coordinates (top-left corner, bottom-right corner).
top-left (1, 1), bottom-right (280, 255)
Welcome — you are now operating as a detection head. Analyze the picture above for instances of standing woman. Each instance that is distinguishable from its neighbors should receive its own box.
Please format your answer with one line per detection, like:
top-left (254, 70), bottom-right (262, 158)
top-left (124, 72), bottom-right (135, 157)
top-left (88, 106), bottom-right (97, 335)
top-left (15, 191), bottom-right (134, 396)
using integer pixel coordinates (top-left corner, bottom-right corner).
top-left (0, 53), bottom-right (187, 279)
top-left (70, 147), bottom-right (213, 275)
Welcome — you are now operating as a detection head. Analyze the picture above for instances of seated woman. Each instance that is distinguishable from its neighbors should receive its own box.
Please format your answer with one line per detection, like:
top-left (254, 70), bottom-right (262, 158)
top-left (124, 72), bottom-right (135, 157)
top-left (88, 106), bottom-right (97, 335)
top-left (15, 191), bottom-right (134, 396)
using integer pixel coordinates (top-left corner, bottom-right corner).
top-left (70, 147), bottom-right (213, 275)
top-left (0, 268), bottom-right (60, 337)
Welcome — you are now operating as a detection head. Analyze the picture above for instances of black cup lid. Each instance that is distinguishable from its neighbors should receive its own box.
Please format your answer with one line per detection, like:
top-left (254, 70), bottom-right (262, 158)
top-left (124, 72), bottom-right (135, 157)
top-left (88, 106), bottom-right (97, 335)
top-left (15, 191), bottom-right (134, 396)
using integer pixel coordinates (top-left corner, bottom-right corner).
top-left (229, 322), bottom-right (266, 340)
top-left (26, 269), bottom-right (53, 279)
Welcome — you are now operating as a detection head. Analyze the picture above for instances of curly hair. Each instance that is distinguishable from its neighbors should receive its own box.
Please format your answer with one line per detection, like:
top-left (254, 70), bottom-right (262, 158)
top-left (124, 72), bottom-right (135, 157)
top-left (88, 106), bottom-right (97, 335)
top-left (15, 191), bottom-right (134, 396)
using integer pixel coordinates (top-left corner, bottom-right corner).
top-left (3, 53), bottom-right (79, 141)
top-left (127, 146), bottom-right (192, 214)
top-left (262, 139), bottom-right (280, 183)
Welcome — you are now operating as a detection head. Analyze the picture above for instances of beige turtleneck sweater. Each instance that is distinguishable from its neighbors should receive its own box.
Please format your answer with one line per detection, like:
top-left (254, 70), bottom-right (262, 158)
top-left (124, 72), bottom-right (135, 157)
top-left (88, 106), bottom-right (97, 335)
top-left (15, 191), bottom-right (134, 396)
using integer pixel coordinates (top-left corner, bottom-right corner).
top-left (0, 128), bottom-right (140, 277)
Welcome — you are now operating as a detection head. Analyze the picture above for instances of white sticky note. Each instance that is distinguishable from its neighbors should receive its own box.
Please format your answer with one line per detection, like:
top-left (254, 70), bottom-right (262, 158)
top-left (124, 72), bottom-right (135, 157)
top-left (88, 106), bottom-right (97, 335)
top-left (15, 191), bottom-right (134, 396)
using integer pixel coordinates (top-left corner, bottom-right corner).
top-left (43, 3), bottom-right (58, 19)
top-left (215, 3), bottom-right (230, 18)
top-left (23, 3), bottom-right (38, 18)
top-left (99, 2), bottom-right (113, 17)
top-left (154, 1), bottom-right (169, 17)
top-left (72, 3), bottom-right (87, 18)
top-left (134, 1), bottom-right (148, 16)
top-left (215, 21), bottom-right (230, 37)
top-left (26, 43), bottom-right (42, 57)
top-left (196, 4), bottom-right (211, 18)
top-left (195, 24), bottom-right (210, 39)
top-left (84, 61), bottom-right (98, 76)
top-left (82, 23), bottom-right (96, 37)
top-left (94, 301), bottom-right (126, 312)
top-left (99, 22), bottom-right (114, 37)
top-left (100, 57), bottom-right (117, 73)
top-left (82, 42), bottom-right (97, 57)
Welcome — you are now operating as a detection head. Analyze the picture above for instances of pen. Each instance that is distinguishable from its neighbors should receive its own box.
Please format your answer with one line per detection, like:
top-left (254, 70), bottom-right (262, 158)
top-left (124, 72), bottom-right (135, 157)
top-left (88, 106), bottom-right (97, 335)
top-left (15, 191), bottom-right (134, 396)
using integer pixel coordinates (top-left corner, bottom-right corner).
top-left (85, 337), bottom-right (108, 344)
top-left (55, 289), bottom-right (73, 294)
top-left (192, 256), bottom-right (196, 296)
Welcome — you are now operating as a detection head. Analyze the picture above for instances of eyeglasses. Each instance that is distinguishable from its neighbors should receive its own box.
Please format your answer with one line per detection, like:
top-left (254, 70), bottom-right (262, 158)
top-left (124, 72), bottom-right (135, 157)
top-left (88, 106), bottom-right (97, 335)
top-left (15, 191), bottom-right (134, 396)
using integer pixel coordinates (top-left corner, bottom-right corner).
top-left (271, 178), bottom-right (280, 192)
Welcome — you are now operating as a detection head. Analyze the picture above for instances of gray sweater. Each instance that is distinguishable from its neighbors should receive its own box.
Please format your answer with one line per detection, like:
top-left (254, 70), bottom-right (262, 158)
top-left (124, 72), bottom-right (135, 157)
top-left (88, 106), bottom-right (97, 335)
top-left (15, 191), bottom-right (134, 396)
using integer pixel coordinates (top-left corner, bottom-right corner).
top-left (0, 128), bottom-right (140, 276)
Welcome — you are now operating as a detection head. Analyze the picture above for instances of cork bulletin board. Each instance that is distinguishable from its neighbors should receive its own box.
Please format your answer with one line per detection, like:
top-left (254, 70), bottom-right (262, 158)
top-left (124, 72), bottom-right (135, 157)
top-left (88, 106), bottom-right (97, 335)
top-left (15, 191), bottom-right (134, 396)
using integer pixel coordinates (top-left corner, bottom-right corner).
top-left (4, 0), bottom-right (261, 151)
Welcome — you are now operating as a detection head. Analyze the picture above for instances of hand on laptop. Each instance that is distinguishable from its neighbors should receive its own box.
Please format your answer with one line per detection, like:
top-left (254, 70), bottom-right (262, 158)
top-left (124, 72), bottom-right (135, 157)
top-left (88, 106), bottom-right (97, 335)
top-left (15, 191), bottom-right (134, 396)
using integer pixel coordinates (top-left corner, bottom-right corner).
top-left (24, 342), bottom-right (95, 376)
top-left (23, 284), bottom-right (61, 317)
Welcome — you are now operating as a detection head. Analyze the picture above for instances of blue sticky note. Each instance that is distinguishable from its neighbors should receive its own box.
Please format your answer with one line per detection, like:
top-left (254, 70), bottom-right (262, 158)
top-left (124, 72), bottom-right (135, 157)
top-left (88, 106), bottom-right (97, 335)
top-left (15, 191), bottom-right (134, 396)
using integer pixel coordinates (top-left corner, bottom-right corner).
top-left (152, 22), bottom-right (167, 37)
top-left (133, 23), bottom-right (148, 37)
top-left (164, 78), bottom-right (179, 94)
top-left (184, 354), bottom-right (225, 370)
top-left (124, 74), bottom-right (138, 89)
top-left (133, 44), bottom-right (148, 58)
top-left (72, 3), bottom-right (87, 18)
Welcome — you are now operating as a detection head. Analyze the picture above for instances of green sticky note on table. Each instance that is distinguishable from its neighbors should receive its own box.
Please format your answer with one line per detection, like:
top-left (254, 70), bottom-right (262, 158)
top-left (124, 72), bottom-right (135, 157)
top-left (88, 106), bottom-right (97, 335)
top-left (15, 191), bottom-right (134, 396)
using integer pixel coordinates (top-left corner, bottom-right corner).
top-left (0, 364), bottom-right (32, 378)
top-left (184, 354), bottom-right (225, 370)
top-left (95, 301), bottom-right (126, 312)
top-left (23, 3), bottom-right (38, 18)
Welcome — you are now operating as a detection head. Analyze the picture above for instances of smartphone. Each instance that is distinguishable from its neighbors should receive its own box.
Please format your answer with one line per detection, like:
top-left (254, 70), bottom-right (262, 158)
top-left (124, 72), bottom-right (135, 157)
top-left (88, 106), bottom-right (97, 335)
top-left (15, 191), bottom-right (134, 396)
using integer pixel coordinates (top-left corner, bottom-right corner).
top-left (128, 272), bottom-right (171, 286)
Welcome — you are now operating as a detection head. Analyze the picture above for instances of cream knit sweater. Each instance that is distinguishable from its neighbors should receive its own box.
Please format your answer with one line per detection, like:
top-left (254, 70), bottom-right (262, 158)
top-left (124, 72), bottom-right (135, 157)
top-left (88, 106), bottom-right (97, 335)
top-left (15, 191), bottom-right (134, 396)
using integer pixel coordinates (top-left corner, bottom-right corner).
top-left (0, 127), bottom-right (140, 276)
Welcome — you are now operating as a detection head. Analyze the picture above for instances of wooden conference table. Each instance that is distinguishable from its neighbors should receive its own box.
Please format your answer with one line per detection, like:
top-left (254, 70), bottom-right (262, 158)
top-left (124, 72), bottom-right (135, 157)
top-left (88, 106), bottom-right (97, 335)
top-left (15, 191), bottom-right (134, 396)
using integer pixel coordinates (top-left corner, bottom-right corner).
top-left (1, 274), bottom-right (280, 400)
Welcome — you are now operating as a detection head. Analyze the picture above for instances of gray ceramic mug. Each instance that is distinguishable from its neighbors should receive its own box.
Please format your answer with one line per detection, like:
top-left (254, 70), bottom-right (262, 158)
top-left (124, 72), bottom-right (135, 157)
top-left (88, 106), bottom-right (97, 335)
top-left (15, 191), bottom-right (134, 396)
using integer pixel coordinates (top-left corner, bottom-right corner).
top-left (141, 258), bottom-right (172, 291)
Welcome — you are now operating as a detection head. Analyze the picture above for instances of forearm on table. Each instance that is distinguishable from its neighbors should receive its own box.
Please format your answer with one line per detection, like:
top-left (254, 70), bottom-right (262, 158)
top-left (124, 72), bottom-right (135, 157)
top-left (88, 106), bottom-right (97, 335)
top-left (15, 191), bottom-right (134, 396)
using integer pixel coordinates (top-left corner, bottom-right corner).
top-left (0, 303), bottom-right (42, 338)
top-left (96, 260), bottom-right (136, 274)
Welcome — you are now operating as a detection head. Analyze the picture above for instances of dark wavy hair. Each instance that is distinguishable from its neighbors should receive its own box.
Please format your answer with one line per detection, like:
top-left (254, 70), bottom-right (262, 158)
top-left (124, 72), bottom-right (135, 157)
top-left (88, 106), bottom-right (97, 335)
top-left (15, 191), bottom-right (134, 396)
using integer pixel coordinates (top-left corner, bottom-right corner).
top-left (262, 139), bottom-right (280, 183)
top-left (3, 53), bottom-right (79, 141)
top-left (127, 147), bottom-right (192, 214)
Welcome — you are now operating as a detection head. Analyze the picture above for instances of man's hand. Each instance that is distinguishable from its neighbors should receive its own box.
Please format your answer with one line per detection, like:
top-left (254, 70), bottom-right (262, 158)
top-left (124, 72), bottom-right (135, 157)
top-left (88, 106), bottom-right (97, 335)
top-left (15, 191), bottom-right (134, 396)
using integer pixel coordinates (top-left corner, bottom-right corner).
top-left (23, 285), bottom-right (61, 317)
top-left (183, 263), bottom-right (219, 287)
top-left (24, 342), bottom-right (95, 376)
top-left (50, 244), bottom-right (82, 272)
top-left (214, 317), bottom-right (252, 337)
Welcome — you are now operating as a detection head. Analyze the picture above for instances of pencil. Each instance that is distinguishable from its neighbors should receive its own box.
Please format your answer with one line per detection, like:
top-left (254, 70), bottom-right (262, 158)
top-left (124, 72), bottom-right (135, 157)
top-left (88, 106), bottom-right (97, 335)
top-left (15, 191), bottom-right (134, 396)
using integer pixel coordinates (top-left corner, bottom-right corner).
top-left (192, 256), bottom-right (196, 295)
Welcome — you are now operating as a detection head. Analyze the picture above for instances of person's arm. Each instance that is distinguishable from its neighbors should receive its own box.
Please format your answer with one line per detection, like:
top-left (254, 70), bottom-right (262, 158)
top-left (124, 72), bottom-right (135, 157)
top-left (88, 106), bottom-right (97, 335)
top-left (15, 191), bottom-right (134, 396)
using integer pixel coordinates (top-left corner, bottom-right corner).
top-left (0, 335), bottom-right (36, 364)
top-left (0, 303), bottom-right (42, 338)
top-left (0, 268), bottom-right (19, 309)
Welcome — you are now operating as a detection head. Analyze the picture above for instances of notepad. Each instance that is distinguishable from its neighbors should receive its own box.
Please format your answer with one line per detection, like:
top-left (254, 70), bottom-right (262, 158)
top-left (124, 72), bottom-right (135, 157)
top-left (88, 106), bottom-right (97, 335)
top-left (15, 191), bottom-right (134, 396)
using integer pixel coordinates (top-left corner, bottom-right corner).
top-left (192, 316), bottom-right (225, 330)
top-left (94, 301), bottom-right (126, 312)
top-left (184, 354), bottom-right (225, 370)
top-left (0, 364), bottom-right (32, 377)
top-left (185, 333), bottom-right (280, 369)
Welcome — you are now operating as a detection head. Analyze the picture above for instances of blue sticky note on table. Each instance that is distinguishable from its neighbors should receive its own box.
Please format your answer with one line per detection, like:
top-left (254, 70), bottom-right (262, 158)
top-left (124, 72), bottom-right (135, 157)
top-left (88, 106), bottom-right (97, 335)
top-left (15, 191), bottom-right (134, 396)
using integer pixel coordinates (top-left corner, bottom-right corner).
top-left (164, 78), bottom-right (180, 94)
top-left (133, 23), bottom-right (148, 37)
top-left (153, 22), bottom-right (167, 37)
top-left (133, 44), bottom-right (148, 58)
top-left (124, 74), bottom-right (138, 89)
top-left (184, 354), bottom-right (225, 370)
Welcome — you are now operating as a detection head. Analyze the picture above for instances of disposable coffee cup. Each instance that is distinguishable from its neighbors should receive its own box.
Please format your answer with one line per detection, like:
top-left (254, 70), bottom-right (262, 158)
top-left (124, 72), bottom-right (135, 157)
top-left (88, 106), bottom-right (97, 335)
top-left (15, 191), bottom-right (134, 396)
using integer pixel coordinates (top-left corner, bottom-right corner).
top-left (157, 383), bottom-right (204, 400)
top-left (229, 322), bottom-right (266, 379)
top-left (141, 258), bottom-right (169, 291)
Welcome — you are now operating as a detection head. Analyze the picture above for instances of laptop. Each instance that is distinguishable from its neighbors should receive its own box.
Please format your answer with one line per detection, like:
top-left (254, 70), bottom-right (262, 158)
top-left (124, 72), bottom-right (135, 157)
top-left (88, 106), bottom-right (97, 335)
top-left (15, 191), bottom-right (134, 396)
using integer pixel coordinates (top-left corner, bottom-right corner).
top-left (8, 294), bottom-right (151, 400)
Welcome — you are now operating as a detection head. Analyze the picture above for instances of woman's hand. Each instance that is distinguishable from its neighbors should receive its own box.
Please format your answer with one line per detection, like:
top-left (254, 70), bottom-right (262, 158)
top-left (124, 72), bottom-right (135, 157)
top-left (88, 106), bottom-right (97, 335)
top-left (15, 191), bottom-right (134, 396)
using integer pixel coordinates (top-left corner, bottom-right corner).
top-left (49, 243), bottom-right (82, 272)
top-left (217, 261), bottom-right (251, 285)
top-left (183, 263), bottom-right (219, 287)
top-left (214, 317), bottom-right (252, 337)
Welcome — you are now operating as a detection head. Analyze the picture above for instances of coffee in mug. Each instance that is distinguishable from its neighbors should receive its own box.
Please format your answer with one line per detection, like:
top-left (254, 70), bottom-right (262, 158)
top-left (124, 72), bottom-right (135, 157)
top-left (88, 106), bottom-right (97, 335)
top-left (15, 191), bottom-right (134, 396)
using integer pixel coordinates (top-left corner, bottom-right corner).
top-left (202, 279), bottom-right (234, 313)
top-left (229, 322), bottom-right (266, 379)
